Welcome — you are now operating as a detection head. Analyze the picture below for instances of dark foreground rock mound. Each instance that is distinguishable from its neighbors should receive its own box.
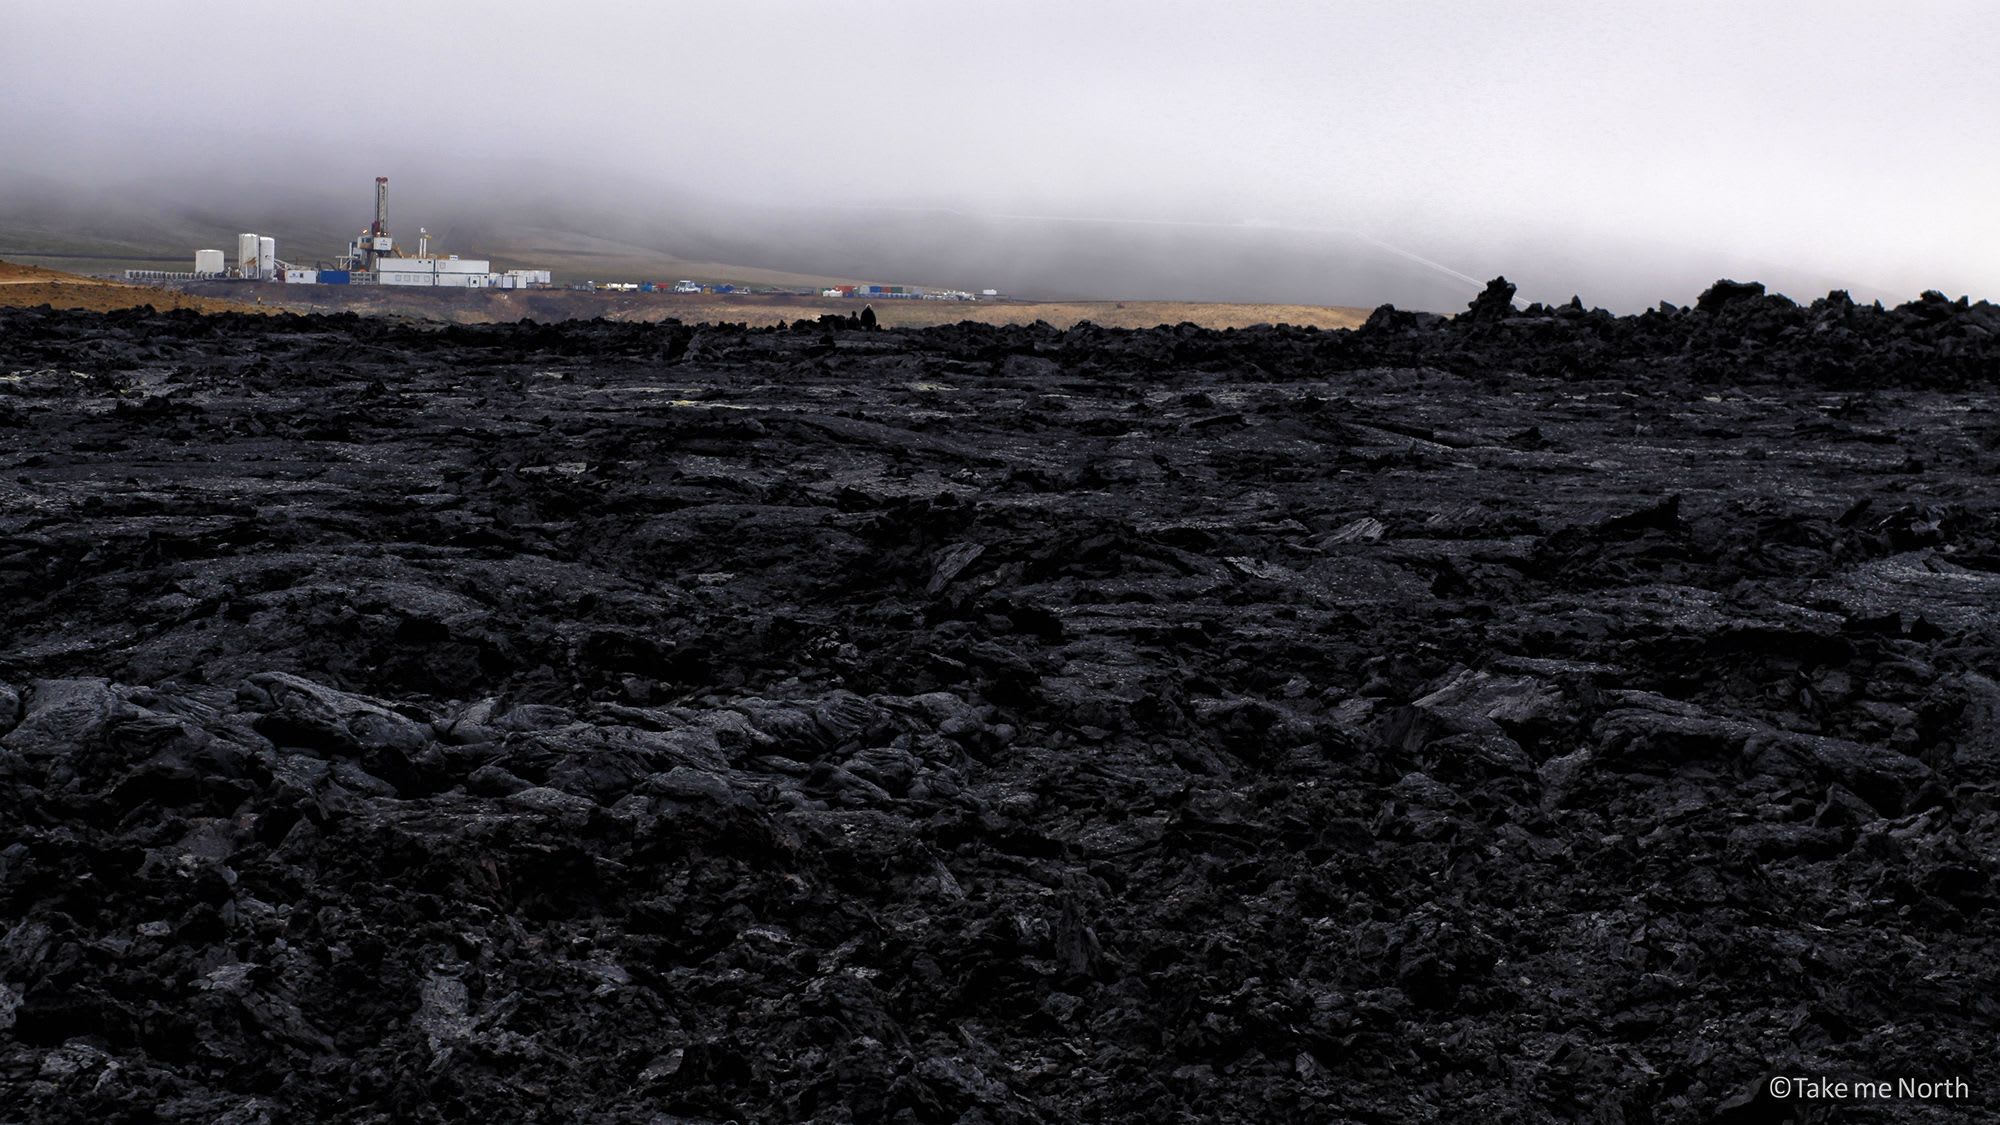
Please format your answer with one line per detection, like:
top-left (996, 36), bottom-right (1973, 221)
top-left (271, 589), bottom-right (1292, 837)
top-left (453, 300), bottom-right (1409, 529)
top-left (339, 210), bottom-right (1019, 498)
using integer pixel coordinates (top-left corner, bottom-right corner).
top-left (1, 293), bottom-right (1998, 1122)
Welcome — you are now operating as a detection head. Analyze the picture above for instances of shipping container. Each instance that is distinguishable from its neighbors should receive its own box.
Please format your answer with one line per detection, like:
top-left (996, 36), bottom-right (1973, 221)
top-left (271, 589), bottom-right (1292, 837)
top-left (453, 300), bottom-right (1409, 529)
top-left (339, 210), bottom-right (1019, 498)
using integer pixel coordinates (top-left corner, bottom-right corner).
top-left (319, 270), bottom-right (350, 285)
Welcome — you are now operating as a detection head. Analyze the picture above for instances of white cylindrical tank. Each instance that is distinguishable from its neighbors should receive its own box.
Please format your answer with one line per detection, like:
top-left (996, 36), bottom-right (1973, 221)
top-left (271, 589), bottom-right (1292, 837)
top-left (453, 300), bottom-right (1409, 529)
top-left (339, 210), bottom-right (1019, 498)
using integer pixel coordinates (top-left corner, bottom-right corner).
top-left (238, 233), bottom-right (259, 274)
top-left (195, 249), bottom-right (225, 275)
top-left (258, 236), bottom-right (276, 275)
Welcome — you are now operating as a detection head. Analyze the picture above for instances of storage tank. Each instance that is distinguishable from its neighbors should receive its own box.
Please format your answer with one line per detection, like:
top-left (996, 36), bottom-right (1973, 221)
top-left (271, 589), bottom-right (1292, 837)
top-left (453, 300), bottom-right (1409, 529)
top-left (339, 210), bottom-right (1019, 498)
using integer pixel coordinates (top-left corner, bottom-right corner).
top-left (195, 249), bottom-right (225, 275)
top-left (237, 233), bottom-right (259, 274)
top-left (257, 237), bottom-right (276, 276)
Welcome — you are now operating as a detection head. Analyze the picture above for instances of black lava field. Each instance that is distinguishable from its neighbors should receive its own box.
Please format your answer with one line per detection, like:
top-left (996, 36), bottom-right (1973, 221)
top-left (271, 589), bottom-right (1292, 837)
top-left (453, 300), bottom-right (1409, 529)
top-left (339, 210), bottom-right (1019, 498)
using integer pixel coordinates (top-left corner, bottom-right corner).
top-left (3, 280), bottom-right (1999, 1123)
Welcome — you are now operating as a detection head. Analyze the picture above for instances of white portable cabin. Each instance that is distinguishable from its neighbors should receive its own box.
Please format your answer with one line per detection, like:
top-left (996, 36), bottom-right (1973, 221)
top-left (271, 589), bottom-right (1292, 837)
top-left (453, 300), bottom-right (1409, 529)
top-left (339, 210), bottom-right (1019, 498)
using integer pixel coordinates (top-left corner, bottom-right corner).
top-left (375, 256), bottom-right (495, 288)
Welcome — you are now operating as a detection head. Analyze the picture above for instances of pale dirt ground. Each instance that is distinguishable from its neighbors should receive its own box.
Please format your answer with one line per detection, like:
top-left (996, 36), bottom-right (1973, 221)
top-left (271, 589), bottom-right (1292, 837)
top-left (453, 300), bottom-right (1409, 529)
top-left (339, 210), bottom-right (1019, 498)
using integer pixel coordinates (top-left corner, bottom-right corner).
top-left (3, 260), bottom-right (1371, 330)
top-left (267, 286), bottom-right (1374, 330)
top-left (0, 260), bottom-right (272, 315)
top-left (606, 296), bottom-right (1373, 331)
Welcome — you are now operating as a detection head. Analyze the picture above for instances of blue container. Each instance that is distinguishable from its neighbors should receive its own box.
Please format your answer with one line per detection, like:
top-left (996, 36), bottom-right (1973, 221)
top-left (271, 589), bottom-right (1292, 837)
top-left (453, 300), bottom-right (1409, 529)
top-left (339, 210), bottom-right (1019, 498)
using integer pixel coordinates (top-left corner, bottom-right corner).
top-left (319, 270), bottom-right (350, 285)
top-left (641, 282), bottom-right (655, 292)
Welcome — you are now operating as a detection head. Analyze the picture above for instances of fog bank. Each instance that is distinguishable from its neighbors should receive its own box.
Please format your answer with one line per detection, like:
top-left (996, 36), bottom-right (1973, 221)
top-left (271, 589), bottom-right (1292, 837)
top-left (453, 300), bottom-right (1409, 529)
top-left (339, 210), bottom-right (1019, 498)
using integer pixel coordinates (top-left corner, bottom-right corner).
top-left (4, 2), bottom-right (1994, 309)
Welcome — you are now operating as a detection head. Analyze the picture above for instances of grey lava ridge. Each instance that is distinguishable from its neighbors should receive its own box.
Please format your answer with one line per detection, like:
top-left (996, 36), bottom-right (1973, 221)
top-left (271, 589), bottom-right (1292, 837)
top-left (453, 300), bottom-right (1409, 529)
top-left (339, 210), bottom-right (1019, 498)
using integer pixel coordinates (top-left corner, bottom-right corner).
top-left (2, 279), bottom-right (1999, 1122)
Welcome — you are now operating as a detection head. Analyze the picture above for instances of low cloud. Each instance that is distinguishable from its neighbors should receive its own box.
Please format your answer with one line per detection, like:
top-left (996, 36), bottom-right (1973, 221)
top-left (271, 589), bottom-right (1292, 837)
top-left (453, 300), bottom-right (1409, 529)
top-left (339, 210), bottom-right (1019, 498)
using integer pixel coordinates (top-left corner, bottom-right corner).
top-left (4, 1), bottom-right (1993, 310)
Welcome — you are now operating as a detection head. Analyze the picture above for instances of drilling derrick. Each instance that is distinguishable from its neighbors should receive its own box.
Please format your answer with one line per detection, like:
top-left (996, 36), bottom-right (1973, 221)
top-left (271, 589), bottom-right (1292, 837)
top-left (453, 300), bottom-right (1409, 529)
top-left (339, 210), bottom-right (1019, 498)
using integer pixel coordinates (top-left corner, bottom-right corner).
top-left (359, 176), bottom-right (394, 269)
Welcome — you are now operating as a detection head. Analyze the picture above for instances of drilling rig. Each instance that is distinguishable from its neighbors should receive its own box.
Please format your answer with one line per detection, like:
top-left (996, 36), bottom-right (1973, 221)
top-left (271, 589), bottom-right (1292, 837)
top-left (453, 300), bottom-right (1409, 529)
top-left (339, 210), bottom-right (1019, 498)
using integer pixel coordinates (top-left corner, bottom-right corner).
top-left (314, 176), bottom-right (550, 287)
top-left (132, 175), bottom-right (551, 288)
top-left (348, 176), bottom-right (397, 271)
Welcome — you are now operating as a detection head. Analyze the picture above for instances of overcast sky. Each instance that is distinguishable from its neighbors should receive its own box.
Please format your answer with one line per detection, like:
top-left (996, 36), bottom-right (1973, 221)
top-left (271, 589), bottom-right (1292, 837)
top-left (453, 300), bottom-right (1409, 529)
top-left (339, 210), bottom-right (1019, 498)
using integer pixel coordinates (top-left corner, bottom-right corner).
top-left (4, 1), bottom-right (1995, 306)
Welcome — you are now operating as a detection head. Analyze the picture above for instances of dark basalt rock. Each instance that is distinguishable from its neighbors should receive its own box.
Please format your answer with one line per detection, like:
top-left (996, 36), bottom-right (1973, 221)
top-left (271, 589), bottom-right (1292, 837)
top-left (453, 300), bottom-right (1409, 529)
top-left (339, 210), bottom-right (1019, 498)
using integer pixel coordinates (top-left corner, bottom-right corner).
top-left (1696, 277), bottom-right (1767, 312)
top-left (0, 293), bottom-right (1996, 1121)
top-left (1460, 275), bottom-right (1519, 323)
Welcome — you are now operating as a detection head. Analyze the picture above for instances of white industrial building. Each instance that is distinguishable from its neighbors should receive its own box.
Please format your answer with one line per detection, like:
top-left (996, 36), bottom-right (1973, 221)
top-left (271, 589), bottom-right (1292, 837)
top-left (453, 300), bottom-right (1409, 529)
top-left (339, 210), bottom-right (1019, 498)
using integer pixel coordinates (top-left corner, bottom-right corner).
top-left (129, 177), bottom-right (554, 290)
top-left (330, 177), bottom-right (551, 289)
top-left (369, 260), bottom-right (553, 290)
top-left (377, 256), bottom-right (494, 288)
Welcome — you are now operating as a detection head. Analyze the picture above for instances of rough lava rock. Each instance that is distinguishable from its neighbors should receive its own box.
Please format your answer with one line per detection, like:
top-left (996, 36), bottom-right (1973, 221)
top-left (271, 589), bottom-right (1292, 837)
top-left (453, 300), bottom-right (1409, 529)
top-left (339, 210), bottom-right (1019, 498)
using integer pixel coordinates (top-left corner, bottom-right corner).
top-left (0, 292), bottom-right (1997, 1121)
top-left (1460, 276), bottom-right (1520, 323)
